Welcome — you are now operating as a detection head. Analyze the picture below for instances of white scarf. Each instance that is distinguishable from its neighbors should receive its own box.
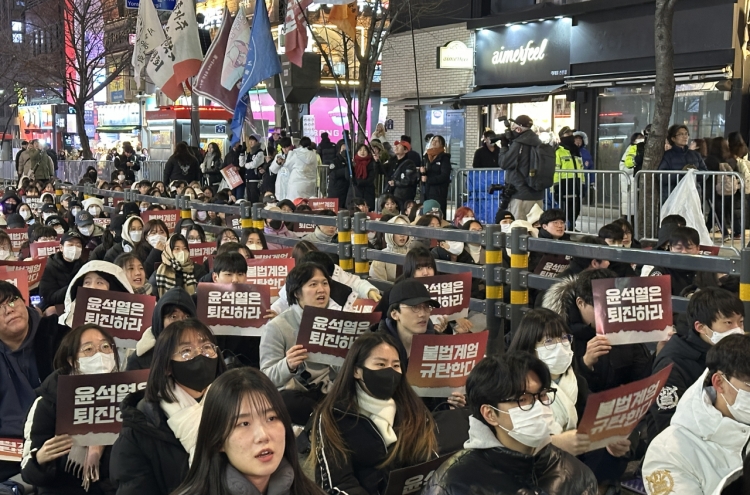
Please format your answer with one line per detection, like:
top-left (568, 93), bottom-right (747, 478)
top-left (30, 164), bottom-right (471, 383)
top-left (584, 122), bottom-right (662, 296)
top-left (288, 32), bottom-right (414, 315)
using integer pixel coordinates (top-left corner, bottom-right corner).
top-left (160, 382), bottom-right (209, 465)
top-left (356, 384), bottom-right (397, 447)
top-left (549, 367), bottom-right (579, 434)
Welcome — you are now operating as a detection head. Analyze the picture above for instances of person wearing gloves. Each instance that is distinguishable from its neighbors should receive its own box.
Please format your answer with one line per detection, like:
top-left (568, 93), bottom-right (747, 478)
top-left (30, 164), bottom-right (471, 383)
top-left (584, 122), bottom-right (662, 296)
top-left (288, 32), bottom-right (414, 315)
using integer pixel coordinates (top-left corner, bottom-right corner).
top-left (369, 215), bottom-right (410, 283)
top-left (263, 206), bottom-right (298, 250)
top-left (21, 324), bottom-right (119, 494)
top-left (75, 211), bottom-right (104, 250)
top-left (301, 210), bottom-right (338, 244)
top-left (273, 137), bottom-right (317, 201)
top-left (150, 234), bottom-right (207, 298)
top-left (38, 232), bottom-right (85, 312)
top-left (643, 334), bottom-right (750, 495)
top-left (110, 319), bottom-right (226, 495)
top-left (242, 135), bottom-right (265, 203)
top-left (58, 261), bottom-right (133, 329)
top-left (126, 286), bottom-right (196, 371)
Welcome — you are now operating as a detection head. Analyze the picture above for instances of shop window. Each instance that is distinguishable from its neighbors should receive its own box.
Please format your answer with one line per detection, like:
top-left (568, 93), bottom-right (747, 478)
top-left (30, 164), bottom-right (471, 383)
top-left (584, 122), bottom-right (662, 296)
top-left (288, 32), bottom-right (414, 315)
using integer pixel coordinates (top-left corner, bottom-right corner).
top-left (11, 21), bottom-right (22, 44)
top-left (406, 106), bottom-right (466, 168)
top-left (488, 97), bottom-right (574, 142)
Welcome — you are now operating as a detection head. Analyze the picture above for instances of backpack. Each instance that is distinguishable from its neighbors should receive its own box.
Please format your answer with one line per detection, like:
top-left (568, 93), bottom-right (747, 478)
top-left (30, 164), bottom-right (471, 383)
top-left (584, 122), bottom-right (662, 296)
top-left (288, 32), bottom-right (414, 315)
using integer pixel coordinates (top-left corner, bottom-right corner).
top-left (527, 143), bottom-right (556, 191)
top-left (716, 162), bottom-right (740, 196)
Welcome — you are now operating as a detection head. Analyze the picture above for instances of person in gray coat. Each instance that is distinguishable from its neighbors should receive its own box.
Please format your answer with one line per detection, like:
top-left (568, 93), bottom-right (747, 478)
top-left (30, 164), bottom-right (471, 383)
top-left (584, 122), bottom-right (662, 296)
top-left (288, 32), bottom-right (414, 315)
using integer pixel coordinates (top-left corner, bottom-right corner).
top-left (498, 115), bottom-right (544, 221)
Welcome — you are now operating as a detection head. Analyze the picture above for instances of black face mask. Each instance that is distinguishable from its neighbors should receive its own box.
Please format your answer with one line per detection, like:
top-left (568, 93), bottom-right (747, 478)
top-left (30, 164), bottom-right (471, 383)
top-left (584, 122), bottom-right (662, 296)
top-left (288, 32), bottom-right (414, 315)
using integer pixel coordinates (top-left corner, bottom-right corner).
top-left (88, 172), bottom-right (97, 181)
top-left (360, 367), bottom-right (402, 400)
top-left (269, 220), bottom-right (283, 230)
top-left (170, 355), bottom-right (218, 393)
top-left (3, 202), bottom-right (16, 214)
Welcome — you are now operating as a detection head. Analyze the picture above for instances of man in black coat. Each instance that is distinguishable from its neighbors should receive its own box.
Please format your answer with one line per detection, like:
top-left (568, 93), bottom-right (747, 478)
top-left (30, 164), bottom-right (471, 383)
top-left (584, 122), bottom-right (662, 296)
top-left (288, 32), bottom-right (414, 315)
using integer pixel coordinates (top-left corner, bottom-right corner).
top-left (472, 130), bottom-right (500, 169)
top-left (385, 141), bottom-right (419, 202)
top-left (38, 231), bottom-right (85, 311)
top-left (113, 144), bottom-right (141, 182)
top-left (317, 132), bottom-right (337, 165)
top-left (399, 134), bottom-right (423, 168)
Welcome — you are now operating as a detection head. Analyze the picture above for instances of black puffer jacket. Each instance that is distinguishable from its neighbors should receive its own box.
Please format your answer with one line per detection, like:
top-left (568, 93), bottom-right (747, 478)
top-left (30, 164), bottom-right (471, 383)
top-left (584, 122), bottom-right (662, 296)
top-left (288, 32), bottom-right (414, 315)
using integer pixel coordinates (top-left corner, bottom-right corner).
top-left (109, 390), bottom-right (189, 495)
top-left (423, 152), bottom-right (452, 215)
top-left (38, 252), bottom-right (83, 310)
top-left (423, 417), bottom-right (598, 495)
top-left (21, 371), bottom-right (115, 495)
top-left (328, 153), bottom-right (351, 208)
top-left (387, 156), bottom-right (419, 202)
top-left (498, 130), bottom-right (544, 201)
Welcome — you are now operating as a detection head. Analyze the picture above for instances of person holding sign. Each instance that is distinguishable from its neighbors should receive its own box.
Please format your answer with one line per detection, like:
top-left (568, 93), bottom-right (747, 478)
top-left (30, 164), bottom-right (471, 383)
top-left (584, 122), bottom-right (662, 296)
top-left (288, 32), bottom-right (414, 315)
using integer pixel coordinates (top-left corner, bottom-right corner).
top-left (110, 319), bottom-right (226, 495)
top-left (151, 234), bottom-right (207, 298)
top-left (21, 324), bottom-right (119, 494)
top-left (309, 332), bottom-right (438, 495)
top-left (38, 231), bottom-right (85, 311)
top-left (58, 261), bottom-right (133, 329)
top-left (423, 353), bottom-right (597, 495)
top-left (370, 215), bottom-right (411, 283)
top-left (643, 335), bottom-right (750, 495)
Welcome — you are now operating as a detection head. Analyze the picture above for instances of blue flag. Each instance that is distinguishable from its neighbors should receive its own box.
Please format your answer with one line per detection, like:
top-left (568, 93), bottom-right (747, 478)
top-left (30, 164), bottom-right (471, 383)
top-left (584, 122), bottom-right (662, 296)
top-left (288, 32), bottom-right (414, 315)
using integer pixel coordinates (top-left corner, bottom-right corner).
top-left (230, 0), bottom-right (282, 145)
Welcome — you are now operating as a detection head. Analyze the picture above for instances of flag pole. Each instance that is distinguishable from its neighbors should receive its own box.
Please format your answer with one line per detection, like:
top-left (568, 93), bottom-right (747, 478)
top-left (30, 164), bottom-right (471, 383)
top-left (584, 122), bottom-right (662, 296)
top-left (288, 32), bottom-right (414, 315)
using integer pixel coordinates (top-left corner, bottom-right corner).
top-left (277, 73), bottom-right (294, 137)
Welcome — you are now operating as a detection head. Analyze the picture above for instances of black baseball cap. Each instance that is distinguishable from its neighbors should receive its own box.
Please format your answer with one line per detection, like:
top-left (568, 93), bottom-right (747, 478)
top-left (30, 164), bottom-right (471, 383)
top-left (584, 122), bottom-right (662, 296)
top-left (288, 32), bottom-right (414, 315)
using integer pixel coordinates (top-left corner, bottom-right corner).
top-left (75, 211), bottom-right (94, 227)
top-left (388, 279), bottom-right (440, 308)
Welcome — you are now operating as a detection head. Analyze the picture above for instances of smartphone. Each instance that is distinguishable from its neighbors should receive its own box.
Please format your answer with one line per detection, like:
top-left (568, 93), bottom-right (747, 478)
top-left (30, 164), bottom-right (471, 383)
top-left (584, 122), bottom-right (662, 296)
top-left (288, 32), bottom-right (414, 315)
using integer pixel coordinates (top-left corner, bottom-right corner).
top-left (31, 295), bottom-right (41, 307)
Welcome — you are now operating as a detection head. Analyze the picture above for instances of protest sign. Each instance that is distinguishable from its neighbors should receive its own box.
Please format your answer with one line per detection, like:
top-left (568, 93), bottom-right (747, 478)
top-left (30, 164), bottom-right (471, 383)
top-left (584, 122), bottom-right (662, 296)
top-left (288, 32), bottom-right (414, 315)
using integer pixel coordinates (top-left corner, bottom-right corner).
top-left (577, 364), bottom-right (672, 450)
top-left (309, 198), bottom-right (339, 212)
top-left (293, 216), bottom-right (317, 234)
top-left (251, 248), bottom-right (292, 259)
top-left (93, 217), bottom-right (111, 228)
top-left (343, 298), bottom-right (377, 313)
top-left (72, 288), bottom-right (156, 347)
top-left (0, 438), bottom-right (23, 462)
top-left (56, 369), bottom-right (150, 445)
top-left (30, 240), bottom-right (61, 259)
top-left (141, 209), bottom-right (180, 231)
top-left (419, 273), bottom-right (472, 324)
top-left (221, 166), bottom-right (244, 189)
top-left (406, 332), bottom-right (488, 397)
top-left (246, 258), bottom-right (294, 298)
top-left (0, 268), bottom-right (29, 304)
top-left (23, 196), bottom-right (42, 213)
top-left (196, 283), bottom-right (271, 336)
top-left (0, 258), bottom-right (47, 290)
top-left (533, 254), bottom-right (571, 278)
top-left (189, 242), bottom-right (215, 263)
top-left (699, 245), bottom-right (720, 256)
top-left (225, 214), bottom-right (242, 230)
top-left (383, 455), bottom-right (453, 495)
top-left (6, 228), bottom-right (28, 253)
top-left (367, 212), bottom-right (382, 221)
top-left (295, 307), bottom-right (382, 366)
top-left (593, 275), bottom-right (673, 345)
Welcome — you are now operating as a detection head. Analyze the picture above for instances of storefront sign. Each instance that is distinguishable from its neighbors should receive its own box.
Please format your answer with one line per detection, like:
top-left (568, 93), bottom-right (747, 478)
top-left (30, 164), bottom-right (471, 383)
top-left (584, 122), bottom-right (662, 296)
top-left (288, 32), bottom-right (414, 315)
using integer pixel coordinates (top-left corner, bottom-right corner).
top-left (196, 283), bottom-right (272, 336)
top-left (475, 18), bottom-right (571, 86)
top-left (295, 307), bottom-right (382, 366)
top-left (126, 0), bottom-right (176, 10)
top-left (18, 105), bottom-right (54, 135)
top-left (97, 103), bottom-right (140, 127)
top-left (437, 41), bottom-right (472, 69)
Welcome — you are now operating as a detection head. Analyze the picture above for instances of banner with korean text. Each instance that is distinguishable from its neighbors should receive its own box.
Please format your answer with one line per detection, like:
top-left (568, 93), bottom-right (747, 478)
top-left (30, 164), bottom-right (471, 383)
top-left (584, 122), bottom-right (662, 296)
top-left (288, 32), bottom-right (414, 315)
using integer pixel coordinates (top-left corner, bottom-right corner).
top-left (251, 248), bottom-right (292, 259)
top-left (0, 438), bottom-right (23, 462)
top-left (0, 269), bottom-right (29, 304)
top-left (418, 273), bottom-right (472, 324)
top-left (72, 288), bottom-right (156, 349)
top-left (246, 258), bottom-right (295, 298)
top-left (0, 259), bottom-right (47, 290)
top-left (30, 241), bottom-right (61, 259)
top-left (343, 298), bottom-right (377, 313)
top-left (196, 283), bottom-right (272, 336)
top-left (533, 255), bottom-right (571, 278)
top-left (6, 228), bottom-right (28, 253)
top-left (309, 198), bottom-right (339, 212)
top-left (189, 242), bottom-right (215, 263)
top-left (295, 307), bottom-right (382, 366)
top-left (141, 209), bottom-right (180, 231)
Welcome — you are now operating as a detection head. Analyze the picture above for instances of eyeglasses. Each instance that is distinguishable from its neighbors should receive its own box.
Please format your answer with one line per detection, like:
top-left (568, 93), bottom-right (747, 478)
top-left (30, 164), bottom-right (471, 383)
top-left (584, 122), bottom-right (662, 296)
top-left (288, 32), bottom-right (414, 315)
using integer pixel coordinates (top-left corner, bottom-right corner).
top-left (79, 342), bottom-right (114, 356)
top-left (549, 220), bottom-right (566, 227)
top-left (172, 342), bottom-right (219, 361)
top-left (401, 303), bottom-right (434, 314)
top-left (536, 334), bottom-right (573, 351)
top-left (499, 388), bottom-right (557, 411)
top-left (0, 296), bottom-right (21, 313)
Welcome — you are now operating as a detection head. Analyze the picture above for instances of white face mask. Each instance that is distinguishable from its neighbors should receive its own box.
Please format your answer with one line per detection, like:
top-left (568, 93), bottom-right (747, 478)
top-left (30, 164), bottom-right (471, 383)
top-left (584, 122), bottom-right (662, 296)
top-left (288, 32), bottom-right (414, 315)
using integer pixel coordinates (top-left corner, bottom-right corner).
top-left (77, 352), bottom-right (116, 375)
top-left (501, 224), bottom-right (512, 234)
top-left (187, 238), bottom-right (200, 244)
top-left (722, 374), bottom-right (750, 424)
top-left (148, 234), bottom-right (167, 248)
top-left (140, 207), bottom-right (148, 213)
top-left (445, 240), bottom-right (464, 256)
top-left (130, 230), bottom-right (143, 243)
top-left (63, 245), bottom-right (82, 261)
top-left (490, 400), bottom-right (553, 449)
top-left (708, 327), bottom-right (744, 345)
top-left (247, 243), bottom-right (263, 251)
top-left (537, 342), bottom-right (574, 375)
top-left (196, 211), bottom-right (207, 221)
top-left (118, 175), bottom-right (125, 181)
top-left (88, 206), bottom-right (101, 216)
top-left (461, 217), bottom-right (475, 225)
top-left (71, 208), bottom-right (81, 217)
top-left (54, 226), bottom-right (64, 235)
top-left (0, 249), bottom-right (10, 259)
top-left (20, 210), bottom-right (31, 220)
top-left (79, 226), bottom-right (93, 237)
top-left (467, 243), bottom-right (482, 254)
top-left (174, 251), bottom-right (188, 264)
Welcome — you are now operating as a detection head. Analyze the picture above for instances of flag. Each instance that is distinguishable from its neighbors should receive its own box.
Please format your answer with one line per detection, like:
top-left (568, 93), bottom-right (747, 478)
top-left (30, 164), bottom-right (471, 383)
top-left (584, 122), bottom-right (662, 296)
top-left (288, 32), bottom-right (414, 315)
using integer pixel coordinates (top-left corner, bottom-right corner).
top-left (193, 9), bottom-right (239, 113)
top-left (230, 0), bottom-right (282, 145)
top-left (146, 0), bottom-right (204, 102)
top-left (329, 2), bottom-right (357, 40)
top-left (220, 5), bottom-right (251, 90)
top-left (284, 0), bottom-right (312, 67)
top-left (132, 0), bottom-right (166, 90)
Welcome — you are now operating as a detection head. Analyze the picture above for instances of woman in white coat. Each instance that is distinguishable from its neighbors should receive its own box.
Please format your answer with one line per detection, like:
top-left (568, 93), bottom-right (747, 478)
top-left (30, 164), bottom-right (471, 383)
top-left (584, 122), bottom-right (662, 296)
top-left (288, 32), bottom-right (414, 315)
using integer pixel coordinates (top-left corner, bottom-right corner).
top-left (274, 137), bottom-right (318, 200)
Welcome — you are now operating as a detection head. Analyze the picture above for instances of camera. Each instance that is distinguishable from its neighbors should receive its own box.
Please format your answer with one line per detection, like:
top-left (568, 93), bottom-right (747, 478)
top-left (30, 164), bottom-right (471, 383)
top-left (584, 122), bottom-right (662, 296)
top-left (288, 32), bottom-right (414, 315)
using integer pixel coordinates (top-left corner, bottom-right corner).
top-left (489, 183), bottom-right (517, 210)
top-left (490, 116), bottom-right (515, 145)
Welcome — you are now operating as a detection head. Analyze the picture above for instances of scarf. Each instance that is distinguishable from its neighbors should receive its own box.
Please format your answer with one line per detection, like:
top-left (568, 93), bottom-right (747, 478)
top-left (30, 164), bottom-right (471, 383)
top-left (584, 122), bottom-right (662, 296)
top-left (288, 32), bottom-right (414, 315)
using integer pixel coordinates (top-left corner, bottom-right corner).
top-left (549, 367), bottom-right (579, 434)
top-left (224, 458), bottom-right (294, 495)
top-left (155, 237), bottom-right (197, 297)
top-left (354, 155), bottom-right (371, 180)
top-left (160, 381), bottom-right (209, 465)
top-left (356, 384), bottom-right (397, 447)
top-left (426, 146), bottom-right (445, 163)
top-left (66, 443), bottom-right (105, 491)
top-left (134, 282), bottom-right (153, 296)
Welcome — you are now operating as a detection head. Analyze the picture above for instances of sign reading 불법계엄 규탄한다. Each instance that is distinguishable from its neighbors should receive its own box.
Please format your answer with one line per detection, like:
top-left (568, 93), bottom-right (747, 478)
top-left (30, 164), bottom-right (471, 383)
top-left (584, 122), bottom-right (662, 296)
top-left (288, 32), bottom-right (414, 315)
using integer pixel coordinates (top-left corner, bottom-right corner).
top-left (246, 258), bottom-right (294, 298)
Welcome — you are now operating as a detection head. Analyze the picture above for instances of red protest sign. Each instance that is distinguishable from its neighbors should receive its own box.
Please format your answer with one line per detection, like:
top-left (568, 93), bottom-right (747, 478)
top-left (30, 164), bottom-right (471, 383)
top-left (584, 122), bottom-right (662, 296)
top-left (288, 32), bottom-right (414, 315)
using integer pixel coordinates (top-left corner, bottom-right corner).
top-left (593, 275), bottom-right (673, 345)
top-left (71, 288), bottom-right (155, 342)
top-left (344, 298), bottom-right (378, 313)
top-left (419, 273), bottom-right (472, 322)
top-left (406, 332), bottom-right (489, 397)
top-left (384, 455), bottom-right (453, 495)
top-left (188, 242), bottom-right (215, 263)
top-left (0, 268), bottom-right (29, 304)
top-left (56, 369), bottom-right (150, 445)
top-left (142, 209), bottom-right (181, 232)
top-left (699, 245), bottom-right (720, 256)
top-left (221, 166), bottom-right (244, 189)
top-left (246, 258), bottom-right (294, 298)
top-left (577, 364), bottom-right (672, 450)
top-left (6, 228), bottom-right (28, 253)
top-left (196, 283), bottom-right (272, 336)
top-left (533, 254), bottom-right (571, 278)
top-left (93, 217), bottom-right (111, 228)
top-left (225, 214), bottom-right (242, 230)
top-left (367, 212), bottom-right (382, 221)
top-left (0, 438), bottom-right (23, 462)
top-left (309, 198), bottom-right (339, 212)
top-left (30, 240), bottom-right (61, 259)
top-left (295, 306), bottom-right (382, 366)
top-left (251, 248), bottom-right (292, 259)
top-left (0, 258), bottom-right (47, 290)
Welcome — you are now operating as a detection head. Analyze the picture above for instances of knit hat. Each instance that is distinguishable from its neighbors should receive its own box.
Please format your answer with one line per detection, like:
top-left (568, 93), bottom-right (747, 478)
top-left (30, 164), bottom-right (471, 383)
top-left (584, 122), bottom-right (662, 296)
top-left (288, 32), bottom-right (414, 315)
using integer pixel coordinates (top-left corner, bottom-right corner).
top-left (526, 204), bottom-right (545, 226)
top-left (82, 197), bottom-right (104, 210)
top-left (121, 201), bottom-right (140, 217)
top-left (422, 199), bottom-right (442, 218)
top-left (394, 140), bottom-right (411, 151)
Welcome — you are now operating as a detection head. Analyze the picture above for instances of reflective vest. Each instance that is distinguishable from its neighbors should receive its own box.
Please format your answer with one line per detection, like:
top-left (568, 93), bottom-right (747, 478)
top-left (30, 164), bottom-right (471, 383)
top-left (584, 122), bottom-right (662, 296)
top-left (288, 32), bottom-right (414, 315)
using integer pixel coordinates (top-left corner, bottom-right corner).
top-left (554, 147), bottom-right (583, 183)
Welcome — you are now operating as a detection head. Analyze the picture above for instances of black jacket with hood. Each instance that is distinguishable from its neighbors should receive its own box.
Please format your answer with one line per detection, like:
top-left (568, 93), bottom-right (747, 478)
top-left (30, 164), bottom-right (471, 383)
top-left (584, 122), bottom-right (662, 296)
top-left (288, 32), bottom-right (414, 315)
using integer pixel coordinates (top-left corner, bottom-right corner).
top-left (126, 287), bottom-right (196, 371)
top-left (498, 130), bottom-right (544, 201)
top-left (21, 371), bottom-right (115, 494)
top-left (38, 251), bottom-right (84, 310)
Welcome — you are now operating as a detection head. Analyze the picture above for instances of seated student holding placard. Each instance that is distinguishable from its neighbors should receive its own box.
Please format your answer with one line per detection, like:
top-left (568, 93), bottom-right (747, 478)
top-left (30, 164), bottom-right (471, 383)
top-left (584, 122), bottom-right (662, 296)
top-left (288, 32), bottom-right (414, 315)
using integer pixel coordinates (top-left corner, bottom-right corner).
top-left (309, 332), bottom-right (438, 495)
top-left (21, 324), bottom-right (119, 494)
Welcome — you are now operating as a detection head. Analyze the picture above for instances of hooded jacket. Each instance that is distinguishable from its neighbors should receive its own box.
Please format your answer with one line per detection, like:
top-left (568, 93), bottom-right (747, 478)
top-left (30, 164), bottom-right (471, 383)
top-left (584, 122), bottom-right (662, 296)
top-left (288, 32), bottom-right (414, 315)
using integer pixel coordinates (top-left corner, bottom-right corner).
top-left (278, 147), bottom-right (318, 201)
top-left (58, 260), bottom-right (134, 328)
top-left (422, 416), bottom-right (597, 495)
top-left (423, 151), bottom-right (452, 215)
top-left (109, 390), bottom-right (190, 495)
top-left (1, 191), bottom-right (22, 216)
top-left (542, 275), bottom-right (652, 392)
top-left (104, 216), bottom-right (141, 263)
top-left (38, 251), bottom-right (84, 310)
top-left (369, 215), bottom-right (410, 283)
top-left (642, 370), bottom-right (750, 495)
top-left (498, 130), bottom-right (545, 201)
top-left (126, 287), bottom-right (196, 371)
top-left (318, 136), bottom-right (337, 165)
top-left (21, 371), bottom-right (115, 494)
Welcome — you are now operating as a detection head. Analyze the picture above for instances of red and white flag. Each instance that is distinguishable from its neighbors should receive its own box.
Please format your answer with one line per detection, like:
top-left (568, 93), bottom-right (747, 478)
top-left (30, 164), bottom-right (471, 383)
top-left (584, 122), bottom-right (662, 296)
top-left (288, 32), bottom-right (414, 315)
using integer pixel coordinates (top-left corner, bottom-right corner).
top-left (285, 0), bottom-right (312, 67)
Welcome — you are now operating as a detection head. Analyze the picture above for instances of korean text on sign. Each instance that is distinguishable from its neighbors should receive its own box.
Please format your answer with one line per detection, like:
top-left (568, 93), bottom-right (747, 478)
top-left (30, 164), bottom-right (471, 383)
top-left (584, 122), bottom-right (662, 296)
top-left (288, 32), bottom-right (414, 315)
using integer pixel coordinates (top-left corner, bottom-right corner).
top-left (0, 438), bottom-right (23, 462)
top-left (206, 290), bottom-right (263, 320)
top-left (296, 307), bottom-right (383, 366)
top-left (72, 288), bottom-right (155, 340)
top-left (383, 455), bottom-right (453, 495)
top-left (604, 286), bottom-right (664, 324)
top-left (419, 342), bottom-right (480, 381)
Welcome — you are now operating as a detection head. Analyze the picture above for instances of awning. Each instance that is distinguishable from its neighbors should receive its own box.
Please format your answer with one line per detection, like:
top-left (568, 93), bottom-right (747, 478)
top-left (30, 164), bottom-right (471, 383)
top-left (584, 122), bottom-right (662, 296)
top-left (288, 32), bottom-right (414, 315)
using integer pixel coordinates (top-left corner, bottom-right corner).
top-left (386, 95), bottom-right (459, 106)
top-left (96, 125), bottom-right (140, 133)
top-left (459, 84), bottom-right (566, 105)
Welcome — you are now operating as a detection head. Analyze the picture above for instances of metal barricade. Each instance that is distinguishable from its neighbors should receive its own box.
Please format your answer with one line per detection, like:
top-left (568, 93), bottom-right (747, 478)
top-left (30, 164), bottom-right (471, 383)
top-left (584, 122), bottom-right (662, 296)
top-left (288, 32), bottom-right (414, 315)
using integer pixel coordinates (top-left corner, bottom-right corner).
top-left (0, 160), bottom-right (16, 187)
top-left (634, 170), bottom-right (746, 254)
top-left (141, 161), bottom-right (167, 182)
top-left (55, 160), bottom-right (116, 183)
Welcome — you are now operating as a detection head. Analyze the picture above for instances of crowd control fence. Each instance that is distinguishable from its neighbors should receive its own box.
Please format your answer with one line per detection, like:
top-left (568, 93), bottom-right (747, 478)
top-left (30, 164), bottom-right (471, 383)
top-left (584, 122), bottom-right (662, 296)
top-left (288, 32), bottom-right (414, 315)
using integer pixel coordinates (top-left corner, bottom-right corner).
top-left (67, 182), bottom-right (750, 356)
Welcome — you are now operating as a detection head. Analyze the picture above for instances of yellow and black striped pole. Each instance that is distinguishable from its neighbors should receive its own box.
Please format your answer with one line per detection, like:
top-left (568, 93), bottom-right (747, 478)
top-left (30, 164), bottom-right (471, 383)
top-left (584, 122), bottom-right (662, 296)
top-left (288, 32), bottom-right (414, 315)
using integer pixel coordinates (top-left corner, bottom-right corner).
top-left (352, 211), bottom-right (370, 278)
top-left (484, 224), bottom-right (506, 355)
top-left (180, 194), bottom-right (192, 221)
top-left (248, 202), bottom-right (264, 230)
top-left (509, 225), bottom-right (529, 335)
top-left (741, 248), bottom-right (750, 332)
top-left (337, 210), bottom-right (353, 273)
